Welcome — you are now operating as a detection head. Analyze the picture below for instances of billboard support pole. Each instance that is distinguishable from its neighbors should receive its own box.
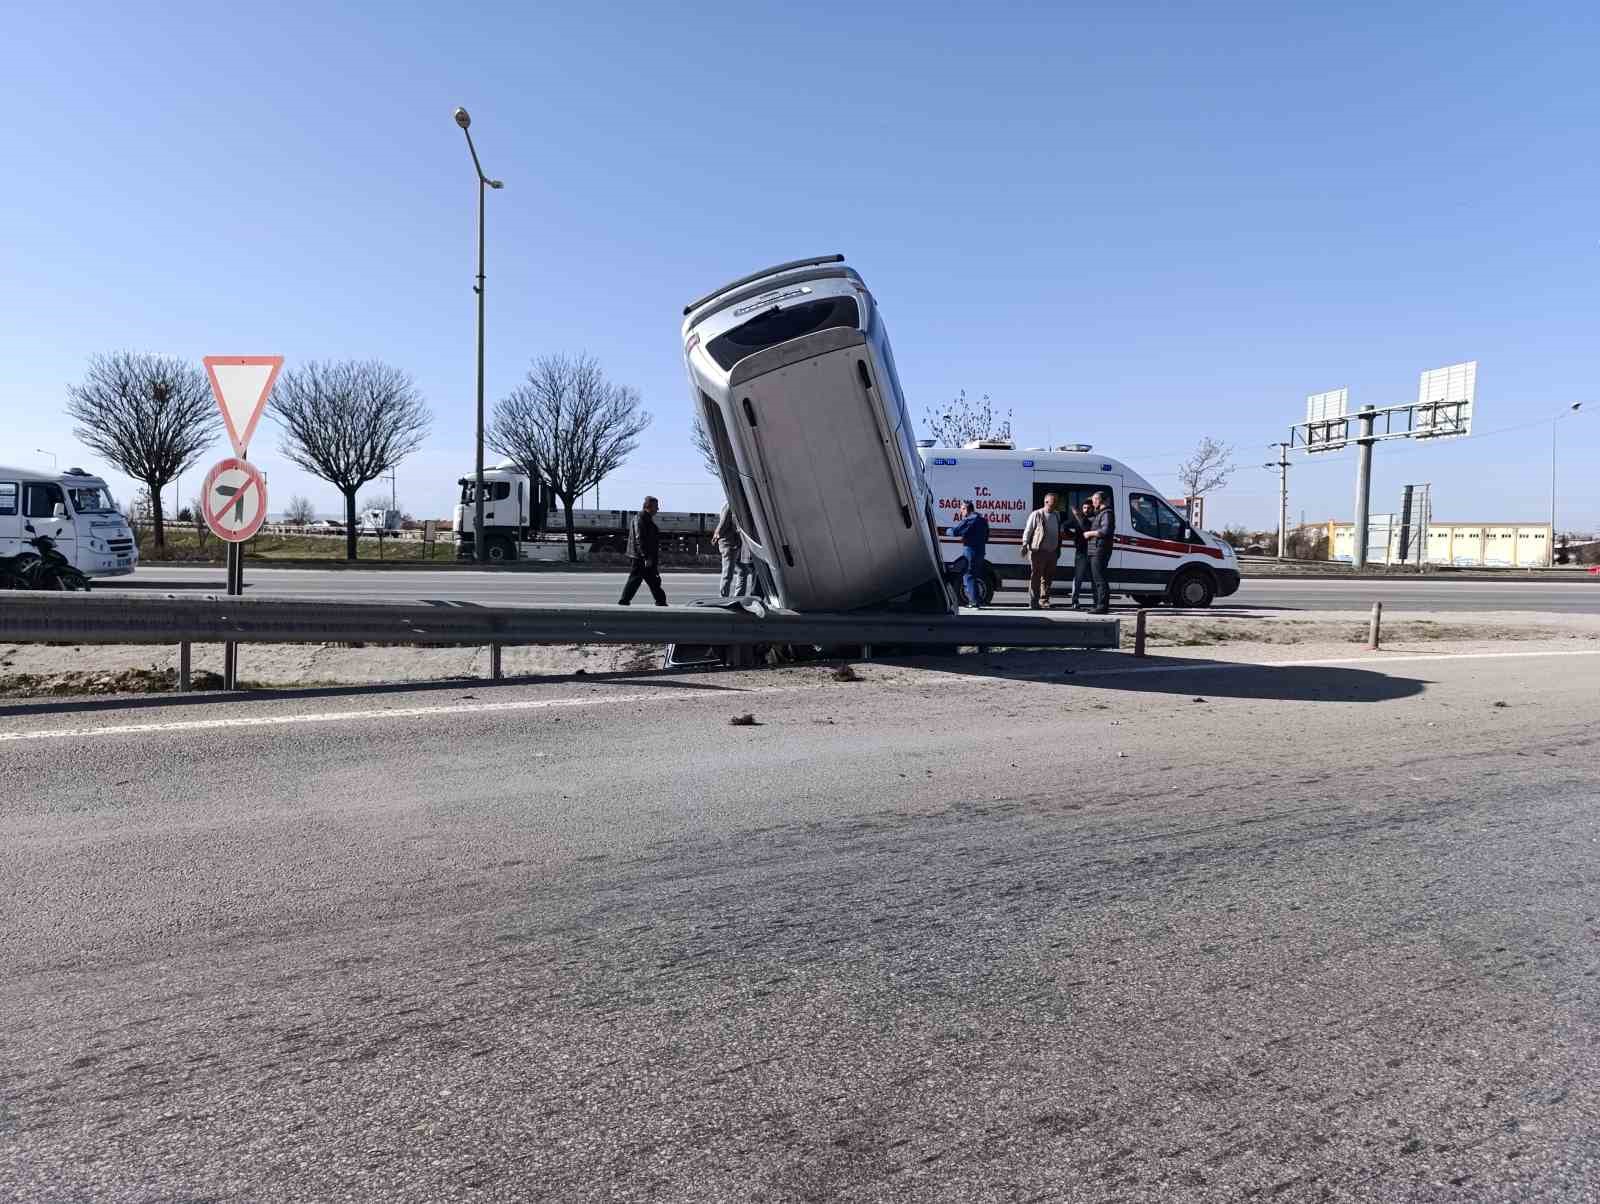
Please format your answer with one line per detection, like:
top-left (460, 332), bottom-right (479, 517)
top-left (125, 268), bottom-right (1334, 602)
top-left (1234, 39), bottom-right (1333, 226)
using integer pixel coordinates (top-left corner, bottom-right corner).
top-left (1351, 406), bottom-right (1376, 571)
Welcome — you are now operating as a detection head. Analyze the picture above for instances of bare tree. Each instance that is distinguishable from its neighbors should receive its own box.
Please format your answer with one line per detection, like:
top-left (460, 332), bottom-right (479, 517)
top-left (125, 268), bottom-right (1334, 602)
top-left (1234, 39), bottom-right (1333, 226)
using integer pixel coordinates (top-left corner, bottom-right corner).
top-left (1177, 436), bottom-right (1238, 501)
top-left (922, 389), bottom-right (1012, 447)
top-left (488, 353), bottom-right (651, 562)
top-left (283, 494), bottom-right (316, 526)
top-left (270, 360), bottom-right (431, 560)
top-left (690, 414), bottom-right (720, 478)
top-left (65, 352), bottom-right (220, 550)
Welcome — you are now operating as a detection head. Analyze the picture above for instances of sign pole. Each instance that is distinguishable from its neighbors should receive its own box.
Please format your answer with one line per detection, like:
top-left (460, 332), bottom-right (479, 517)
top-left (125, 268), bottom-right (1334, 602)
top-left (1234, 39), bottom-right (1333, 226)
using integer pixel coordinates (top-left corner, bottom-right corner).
top-left (224, 539), bottom-right (240, 689)
top-left (1351, 405), bottom-right (1377, 571)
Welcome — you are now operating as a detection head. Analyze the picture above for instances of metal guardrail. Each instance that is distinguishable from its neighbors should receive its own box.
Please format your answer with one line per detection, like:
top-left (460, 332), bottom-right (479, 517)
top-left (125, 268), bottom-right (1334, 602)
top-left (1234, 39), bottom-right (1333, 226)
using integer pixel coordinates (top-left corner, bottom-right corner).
top-left (0, 594), bottom-right (1119, 688)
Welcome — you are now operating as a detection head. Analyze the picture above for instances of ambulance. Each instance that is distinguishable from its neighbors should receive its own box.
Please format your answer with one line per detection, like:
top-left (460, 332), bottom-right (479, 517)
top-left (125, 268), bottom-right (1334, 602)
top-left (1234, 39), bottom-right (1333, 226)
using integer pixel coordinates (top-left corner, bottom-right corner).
top-left (921, 442), bottom-right (1240, 607)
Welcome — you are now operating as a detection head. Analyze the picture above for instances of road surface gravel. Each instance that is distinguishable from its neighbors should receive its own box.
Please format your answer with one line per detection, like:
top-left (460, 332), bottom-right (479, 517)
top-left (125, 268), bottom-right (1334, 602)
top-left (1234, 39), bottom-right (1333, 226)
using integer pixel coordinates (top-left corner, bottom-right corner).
top-left (2, 646), bottom-right (1599, 1201)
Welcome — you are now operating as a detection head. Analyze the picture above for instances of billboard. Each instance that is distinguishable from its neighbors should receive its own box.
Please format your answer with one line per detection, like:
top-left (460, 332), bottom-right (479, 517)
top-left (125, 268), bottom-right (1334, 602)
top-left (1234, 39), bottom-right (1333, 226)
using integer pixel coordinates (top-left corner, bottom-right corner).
top-left (1304, 387), bottom-right (1349, 452)
top-left (1415, 361), bottom-right (1475, 439)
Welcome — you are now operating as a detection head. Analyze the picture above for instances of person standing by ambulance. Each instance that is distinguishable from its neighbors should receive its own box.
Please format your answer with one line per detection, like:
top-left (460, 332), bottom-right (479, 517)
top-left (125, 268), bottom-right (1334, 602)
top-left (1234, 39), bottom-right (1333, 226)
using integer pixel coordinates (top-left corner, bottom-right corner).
top-left (949, 500), bottom-right (990, 607)
top-left (1083, 490), bottom-right (1116, 614)
top-left (1020, 492), bottom-right (1063, 609)
top-left (712, 503), bottom-right (750, 597)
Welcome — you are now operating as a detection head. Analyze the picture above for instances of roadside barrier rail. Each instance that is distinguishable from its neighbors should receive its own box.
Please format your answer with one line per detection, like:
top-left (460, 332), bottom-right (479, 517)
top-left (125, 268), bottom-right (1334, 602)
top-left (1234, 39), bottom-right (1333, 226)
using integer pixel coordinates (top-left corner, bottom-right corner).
top-left (0, 594), bottom-right (1119, 688)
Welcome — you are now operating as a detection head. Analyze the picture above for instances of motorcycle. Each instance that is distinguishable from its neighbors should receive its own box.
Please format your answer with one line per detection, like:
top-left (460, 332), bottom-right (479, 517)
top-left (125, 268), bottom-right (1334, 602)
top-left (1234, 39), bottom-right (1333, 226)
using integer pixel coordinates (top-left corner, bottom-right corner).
top-left (2, 522), bottom-right (91, 591)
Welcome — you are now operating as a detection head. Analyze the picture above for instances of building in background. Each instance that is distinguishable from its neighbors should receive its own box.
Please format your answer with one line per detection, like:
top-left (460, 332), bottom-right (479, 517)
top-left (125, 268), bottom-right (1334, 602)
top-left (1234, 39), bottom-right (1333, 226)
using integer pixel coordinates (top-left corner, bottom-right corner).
top-left (1327, 520), bottom-right (1551, 568)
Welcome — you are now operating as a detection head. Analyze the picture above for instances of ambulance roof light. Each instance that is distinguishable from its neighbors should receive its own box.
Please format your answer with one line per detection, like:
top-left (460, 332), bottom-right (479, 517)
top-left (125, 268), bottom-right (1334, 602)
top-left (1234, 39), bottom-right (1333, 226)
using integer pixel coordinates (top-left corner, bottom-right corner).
top-left (961, 439), bottom-right (1015, 450)
top-left (1056, 443), bottom-right (1093, 452)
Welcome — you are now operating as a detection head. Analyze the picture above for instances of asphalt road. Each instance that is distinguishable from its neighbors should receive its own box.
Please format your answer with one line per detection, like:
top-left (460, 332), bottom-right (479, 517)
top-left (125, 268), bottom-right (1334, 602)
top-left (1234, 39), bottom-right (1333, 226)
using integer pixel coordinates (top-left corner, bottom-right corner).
top-left (4, 645), bottom-right (1599, 1201)
top-left (105, 564), bottom-right (1600, 613)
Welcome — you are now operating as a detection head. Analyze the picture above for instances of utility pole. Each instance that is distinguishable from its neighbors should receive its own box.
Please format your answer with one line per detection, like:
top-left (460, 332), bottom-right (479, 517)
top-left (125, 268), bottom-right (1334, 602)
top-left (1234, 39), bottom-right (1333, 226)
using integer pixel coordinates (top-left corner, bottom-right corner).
top-left (1272, 442), bottom-right (1289, 558)
top-left (1351, 405), bottom-right (1377, 570)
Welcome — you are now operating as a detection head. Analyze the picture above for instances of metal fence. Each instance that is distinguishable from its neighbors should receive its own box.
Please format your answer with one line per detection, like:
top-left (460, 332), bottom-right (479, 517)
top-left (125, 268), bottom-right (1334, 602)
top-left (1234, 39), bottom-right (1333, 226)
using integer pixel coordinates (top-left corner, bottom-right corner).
top-left (0, 594), bottom-right (1119, 689)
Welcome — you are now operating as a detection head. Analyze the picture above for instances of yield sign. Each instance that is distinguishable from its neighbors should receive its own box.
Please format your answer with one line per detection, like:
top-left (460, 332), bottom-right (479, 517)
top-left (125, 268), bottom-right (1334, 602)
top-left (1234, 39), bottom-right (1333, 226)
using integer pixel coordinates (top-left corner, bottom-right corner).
top-left (204, 355), bottom-right (283, 458)
top-left (201, 457), bottom-right (269, 543)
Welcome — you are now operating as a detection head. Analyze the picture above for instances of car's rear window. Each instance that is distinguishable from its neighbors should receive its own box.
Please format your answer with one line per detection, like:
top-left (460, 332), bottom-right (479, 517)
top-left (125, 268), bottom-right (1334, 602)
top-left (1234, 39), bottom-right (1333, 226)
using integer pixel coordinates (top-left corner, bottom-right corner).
top-left (706, 297), bottom-right (860, 370)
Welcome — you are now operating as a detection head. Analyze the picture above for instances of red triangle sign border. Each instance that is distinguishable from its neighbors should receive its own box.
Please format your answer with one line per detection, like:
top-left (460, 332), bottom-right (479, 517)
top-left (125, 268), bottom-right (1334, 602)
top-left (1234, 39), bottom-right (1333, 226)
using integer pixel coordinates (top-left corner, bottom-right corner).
top-left (204, 355), bottom-right (284, 459)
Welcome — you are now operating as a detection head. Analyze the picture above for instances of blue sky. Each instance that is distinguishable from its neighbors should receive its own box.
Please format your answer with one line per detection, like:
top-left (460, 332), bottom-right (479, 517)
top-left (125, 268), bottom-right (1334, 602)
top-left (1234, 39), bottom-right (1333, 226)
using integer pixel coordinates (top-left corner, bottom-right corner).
top-left (3, 1), bottom-right (1597, 534)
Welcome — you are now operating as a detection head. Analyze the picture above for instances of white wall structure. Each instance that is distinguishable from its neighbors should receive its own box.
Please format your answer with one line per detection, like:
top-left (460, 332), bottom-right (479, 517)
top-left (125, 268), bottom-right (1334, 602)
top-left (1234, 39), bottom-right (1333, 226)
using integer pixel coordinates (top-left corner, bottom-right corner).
top-left (1328, 520), bottom-right (1550, 567)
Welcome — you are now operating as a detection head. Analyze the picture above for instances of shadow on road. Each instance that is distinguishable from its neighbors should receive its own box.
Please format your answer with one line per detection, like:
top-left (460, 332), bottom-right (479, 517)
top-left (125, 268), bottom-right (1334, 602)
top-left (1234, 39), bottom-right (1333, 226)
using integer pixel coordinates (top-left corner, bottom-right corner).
top-left (897, 649), bottom-right (1428, 703)
top-left (0, 667), bottom-right (738, 720)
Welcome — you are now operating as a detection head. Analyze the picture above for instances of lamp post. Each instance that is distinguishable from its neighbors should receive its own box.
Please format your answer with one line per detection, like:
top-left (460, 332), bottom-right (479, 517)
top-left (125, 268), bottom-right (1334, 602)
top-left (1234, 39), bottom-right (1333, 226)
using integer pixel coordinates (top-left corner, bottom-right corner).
top-left (453, 106), bottom-right (504, 562)
top-left (1552, 402), bottom-right (1582, 565)
top-left (35, 448), bottom-right (56, 470)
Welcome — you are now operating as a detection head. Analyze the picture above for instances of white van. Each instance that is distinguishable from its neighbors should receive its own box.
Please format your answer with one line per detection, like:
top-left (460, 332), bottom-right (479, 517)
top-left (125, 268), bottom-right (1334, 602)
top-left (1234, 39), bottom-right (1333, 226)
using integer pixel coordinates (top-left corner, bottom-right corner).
top-left (0, 465), bottom-right (138, 577)
top-left (682, 255), bottom-right (950, 613)
top-left (920, 442), bottom-right (1239, 607)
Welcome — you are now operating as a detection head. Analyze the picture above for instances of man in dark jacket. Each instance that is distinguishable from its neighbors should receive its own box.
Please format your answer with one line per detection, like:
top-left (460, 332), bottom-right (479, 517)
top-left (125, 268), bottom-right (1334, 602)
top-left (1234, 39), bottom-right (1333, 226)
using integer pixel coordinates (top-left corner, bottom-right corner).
top-left (949, 500), bottom-right (991, 607)
top-left (618, 496), bottom-right (667, 606)
top-left (1064, 500), bottom-right (1091, 609)
top-left (1084, 491), bottom-right (1115, 614)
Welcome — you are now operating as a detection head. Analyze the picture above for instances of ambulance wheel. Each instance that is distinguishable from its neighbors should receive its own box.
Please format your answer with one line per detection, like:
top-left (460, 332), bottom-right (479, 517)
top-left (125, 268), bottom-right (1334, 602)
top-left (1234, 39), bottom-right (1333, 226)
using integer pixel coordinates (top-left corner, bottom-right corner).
top-left (1169, 568), bottom-right (1216, 609)
top-left (485, 537), bottom-right (515, 563)
top-left (971, 571), bottom-right (996, 607)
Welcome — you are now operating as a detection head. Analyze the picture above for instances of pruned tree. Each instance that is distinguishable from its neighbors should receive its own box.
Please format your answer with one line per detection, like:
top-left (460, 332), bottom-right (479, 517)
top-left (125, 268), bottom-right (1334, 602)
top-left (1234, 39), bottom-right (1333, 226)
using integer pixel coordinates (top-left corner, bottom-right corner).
top-left (65, 352), bottom-right (220, 550)
top-left (283, 494), bottom-right (316, 526)
top-left (923, 389), bottom-right (1012, 447)
top-left (270, 360), bottom-right (431, 560)
top-left (690, 413), bottom-right (720, 478)
top-left (488, 353), bottom-right (651, 562)
top-left (1177, 437), bottom-right (1238, 501)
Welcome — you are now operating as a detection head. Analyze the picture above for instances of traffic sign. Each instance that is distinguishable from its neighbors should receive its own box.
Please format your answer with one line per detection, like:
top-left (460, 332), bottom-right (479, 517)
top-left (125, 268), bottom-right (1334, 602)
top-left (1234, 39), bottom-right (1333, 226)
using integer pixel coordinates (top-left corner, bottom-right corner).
top-left (202, 457), bottom-right (269, 543)
top-left (204, 355), bottom-right (283, 458)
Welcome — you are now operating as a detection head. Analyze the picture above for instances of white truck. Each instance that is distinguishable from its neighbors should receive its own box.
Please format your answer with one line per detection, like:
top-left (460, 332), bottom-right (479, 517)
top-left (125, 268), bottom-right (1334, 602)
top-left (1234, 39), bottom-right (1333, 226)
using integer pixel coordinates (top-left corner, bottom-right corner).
top-left (0, 465), bottom-right (139, 577)
top-left (452, 464), bottom-right (718, 561)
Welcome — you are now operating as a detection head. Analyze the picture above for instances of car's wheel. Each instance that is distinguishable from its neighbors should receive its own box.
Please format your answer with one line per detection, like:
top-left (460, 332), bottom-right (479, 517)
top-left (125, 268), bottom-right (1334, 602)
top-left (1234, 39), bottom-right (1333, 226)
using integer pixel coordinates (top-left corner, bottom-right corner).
top-left (485, 537), bottom-right (514, 563)
top-left (1169, 568), bottom-right (1216, 608)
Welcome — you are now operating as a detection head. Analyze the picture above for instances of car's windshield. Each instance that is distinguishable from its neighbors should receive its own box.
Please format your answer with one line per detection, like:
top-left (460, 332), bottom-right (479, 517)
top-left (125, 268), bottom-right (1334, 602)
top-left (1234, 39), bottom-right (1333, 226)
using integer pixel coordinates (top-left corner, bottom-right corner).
top-left (67, 485), bottom-right (116, 513)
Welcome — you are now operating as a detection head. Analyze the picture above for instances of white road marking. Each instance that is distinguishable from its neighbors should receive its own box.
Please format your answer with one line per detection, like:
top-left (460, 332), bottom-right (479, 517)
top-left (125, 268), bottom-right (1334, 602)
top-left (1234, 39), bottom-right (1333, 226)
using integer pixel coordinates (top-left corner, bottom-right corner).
top-left (0, 689), bottom-right (746, 743)
top-left (4, 646), bottom-right (1596, 744)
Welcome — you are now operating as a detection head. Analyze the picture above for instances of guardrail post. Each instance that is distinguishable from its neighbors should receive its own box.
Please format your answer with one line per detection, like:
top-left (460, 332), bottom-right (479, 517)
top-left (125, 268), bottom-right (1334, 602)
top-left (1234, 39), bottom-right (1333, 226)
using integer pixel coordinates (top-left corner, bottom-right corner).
top-left (1367, 601), bottom-right (1383, 650)
top-left (861, 644), bottom-right (873, 661)
top-left (178, 642), bottom-right (191, 691)
top-left (490, 643), bottom-right (503, 680)
top-left (1134, 608), bottom-right (1148, 658)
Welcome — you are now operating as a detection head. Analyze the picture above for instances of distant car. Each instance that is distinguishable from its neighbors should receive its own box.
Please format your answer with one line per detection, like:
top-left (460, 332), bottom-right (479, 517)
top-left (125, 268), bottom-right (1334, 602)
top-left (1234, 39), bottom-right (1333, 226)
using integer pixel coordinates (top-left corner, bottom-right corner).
top-left (308, 519), bottom-right (344, 533)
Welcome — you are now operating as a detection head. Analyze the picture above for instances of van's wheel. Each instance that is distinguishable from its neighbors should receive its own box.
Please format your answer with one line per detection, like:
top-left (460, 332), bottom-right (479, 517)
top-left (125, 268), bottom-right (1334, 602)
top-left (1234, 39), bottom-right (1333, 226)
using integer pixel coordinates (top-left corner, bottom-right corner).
top-left (980, 568), bottom-right (1001, 606)
top-left (485, 537), bottom-right (515, 563)
top-left (1169, 568), bottom-right (1216, 609)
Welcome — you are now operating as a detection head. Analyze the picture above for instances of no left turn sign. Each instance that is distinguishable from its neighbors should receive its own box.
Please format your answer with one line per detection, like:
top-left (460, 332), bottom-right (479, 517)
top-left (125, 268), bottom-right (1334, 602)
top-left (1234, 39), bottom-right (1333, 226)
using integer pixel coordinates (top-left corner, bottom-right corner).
top-left (202, 458), bottom-right (269, 543)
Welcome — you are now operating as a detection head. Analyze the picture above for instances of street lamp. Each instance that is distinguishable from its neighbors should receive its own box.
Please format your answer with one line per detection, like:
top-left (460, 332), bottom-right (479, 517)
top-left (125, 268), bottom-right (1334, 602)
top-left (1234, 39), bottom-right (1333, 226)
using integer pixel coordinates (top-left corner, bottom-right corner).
top-left (453, 106), bottom-right (504, 563)
top-left (1552, 402), bottom-right (1582, 563)
top-left (35, 448), bottom-right (56, 470)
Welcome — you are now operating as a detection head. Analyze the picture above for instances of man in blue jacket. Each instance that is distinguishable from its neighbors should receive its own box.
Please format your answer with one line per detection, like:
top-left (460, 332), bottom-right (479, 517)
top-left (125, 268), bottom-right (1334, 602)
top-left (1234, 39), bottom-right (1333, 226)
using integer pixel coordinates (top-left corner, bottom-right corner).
top-left (950, 500), bottom-right (991, 608)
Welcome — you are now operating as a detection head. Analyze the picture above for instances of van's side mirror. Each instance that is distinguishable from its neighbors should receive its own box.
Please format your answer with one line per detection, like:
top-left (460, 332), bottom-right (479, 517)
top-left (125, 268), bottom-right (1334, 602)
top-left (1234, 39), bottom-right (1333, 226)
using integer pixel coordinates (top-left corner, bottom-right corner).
top-left (52, 503), bottom-right (68, 520)
top-left (24, 521), bottom-right (36, 534)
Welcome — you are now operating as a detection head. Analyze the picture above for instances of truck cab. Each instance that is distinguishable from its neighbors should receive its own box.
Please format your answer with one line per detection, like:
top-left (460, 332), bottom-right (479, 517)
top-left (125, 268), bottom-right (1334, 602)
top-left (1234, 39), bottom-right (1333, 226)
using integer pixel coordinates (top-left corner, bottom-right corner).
top-left (0, 465), bottom-right (138, 577)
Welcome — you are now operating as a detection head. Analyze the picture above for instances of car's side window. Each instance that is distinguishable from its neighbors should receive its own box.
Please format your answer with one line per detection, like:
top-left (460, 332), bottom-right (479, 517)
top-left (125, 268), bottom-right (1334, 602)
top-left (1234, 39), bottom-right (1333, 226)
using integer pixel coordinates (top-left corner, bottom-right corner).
top-left (0, 482), bottom-right (17, 516)
top-left (23, 483), bottom-right (65, 519)
top-left (1130, 492), bottom-right (1190, 542)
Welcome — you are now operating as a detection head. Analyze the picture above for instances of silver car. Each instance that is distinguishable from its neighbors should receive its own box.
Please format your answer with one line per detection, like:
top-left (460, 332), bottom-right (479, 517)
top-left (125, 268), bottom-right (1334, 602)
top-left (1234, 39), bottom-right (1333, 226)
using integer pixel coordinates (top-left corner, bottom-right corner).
top-left (681, 255), bottom-right (950, 613)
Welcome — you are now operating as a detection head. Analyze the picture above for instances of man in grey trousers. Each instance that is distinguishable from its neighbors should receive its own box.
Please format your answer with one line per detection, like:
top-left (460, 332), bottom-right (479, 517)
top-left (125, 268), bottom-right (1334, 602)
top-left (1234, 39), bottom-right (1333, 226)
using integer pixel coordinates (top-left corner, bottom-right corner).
top-left (712, 503), bottom-right (750, 597)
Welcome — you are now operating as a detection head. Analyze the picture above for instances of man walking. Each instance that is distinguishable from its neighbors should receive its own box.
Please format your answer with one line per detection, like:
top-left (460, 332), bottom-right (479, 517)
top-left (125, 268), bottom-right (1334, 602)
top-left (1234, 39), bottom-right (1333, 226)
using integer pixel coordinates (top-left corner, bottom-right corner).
top-left (618, 495), bottom-right (668, 606)
top-left (949, 500), bottom-right (991, 607)
top-left (1084, 490), bottom-right (1116, 614)
top-left (1020, 492), bottom-right (1063, 609)
top-left (712, 503), bottom-right (750, 597)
